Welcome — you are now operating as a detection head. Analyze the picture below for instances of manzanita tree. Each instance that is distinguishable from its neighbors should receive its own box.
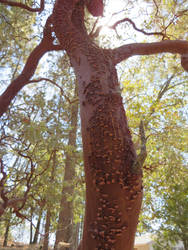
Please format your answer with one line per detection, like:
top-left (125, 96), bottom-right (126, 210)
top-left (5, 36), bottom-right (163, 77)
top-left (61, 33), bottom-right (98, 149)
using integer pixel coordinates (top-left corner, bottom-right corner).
top-left (0, 0), bottom-right (188, 249)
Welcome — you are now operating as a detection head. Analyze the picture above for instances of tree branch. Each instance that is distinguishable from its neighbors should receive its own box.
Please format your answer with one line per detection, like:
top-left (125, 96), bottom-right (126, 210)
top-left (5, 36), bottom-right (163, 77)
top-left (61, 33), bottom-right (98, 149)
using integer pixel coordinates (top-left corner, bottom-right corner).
top-left (28, 78), bottom-right (72, 104)
top-left (0, 15), bottom-right (63, 118)
top-left (112, 40), bottom-right (188, 65)
top-left (152, 0), bottom-right (159, 16)
top-left (0, 0), bottom-right (45, 13)
top-left (110, 18), bottom-right (166, 39)
top-left (143, 74), bottom-right (176, 124)
top-left (132, 120), bottom-right (147, 173)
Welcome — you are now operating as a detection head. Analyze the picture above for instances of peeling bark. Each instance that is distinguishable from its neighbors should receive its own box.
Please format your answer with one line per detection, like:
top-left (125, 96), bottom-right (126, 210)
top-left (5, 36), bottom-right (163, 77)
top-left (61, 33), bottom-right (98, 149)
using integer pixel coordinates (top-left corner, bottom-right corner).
top-left (72, 50), bottom-right (143, 250)
top-left (52, 1), bottom-right (142, 249)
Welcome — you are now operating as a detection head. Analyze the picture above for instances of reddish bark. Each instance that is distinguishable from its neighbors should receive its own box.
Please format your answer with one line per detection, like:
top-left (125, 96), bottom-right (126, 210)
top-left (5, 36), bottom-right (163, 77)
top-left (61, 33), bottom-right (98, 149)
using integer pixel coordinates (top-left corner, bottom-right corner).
top-left (0, 0), bottom-right (44, 12)
top-left (0, 16), bottom-right (62, 117)
top-left (72, 52), bottom-right (143, 249)
top-left (52, 2), bottom-right (143, 249)
top-left (0, 0), bottom-right (188, 249)
top-left (86, 0), bottom-right (104, 17)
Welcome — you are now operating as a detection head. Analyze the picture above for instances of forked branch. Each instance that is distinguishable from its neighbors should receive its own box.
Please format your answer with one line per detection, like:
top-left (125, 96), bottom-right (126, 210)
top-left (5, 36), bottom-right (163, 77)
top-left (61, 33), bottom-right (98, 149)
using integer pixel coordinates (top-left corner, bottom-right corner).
top-left (0, 0), bottom-right (44, 12)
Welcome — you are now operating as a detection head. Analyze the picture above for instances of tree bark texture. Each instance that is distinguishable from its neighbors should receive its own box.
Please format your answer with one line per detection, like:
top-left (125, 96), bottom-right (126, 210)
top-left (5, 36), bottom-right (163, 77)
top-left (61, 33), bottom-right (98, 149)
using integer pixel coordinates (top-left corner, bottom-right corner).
top-left (54, 86), bottom-right (79, 250)
top-left (74, 53), bottom-right (143, 250)
top-left (0, 0), bottom-right (188, 249)
top-left (52, 1), bottom-right (143, 249)
top-left (43, 209), bottom-right (51, 250)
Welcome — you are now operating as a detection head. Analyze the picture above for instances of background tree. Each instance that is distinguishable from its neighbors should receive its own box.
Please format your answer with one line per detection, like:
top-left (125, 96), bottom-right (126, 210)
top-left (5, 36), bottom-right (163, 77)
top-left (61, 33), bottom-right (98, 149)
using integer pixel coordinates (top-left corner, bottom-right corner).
top-left (152, 180), bottom-right (188, 250)
top-left (1, 47), bottom-right (84, 248)
top-left (120, 50), bottom-right (188, 249)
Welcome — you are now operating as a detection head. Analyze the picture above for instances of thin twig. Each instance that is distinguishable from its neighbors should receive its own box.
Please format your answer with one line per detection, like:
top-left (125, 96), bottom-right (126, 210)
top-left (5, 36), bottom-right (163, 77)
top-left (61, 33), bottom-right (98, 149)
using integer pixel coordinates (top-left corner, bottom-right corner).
top-left (27, 77), bottom-right (72, 103)
top-left (110, 17), bottom-right (166, 39)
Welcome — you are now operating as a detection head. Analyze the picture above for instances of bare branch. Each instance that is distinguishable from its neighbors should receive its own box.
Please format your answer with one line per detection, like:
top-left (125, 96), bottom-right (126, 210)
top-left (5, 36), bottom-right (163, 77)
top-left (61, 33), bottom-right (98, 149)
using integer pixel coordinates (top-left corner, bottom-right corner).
top-left (110, 17), bottom-right (166, 39)
top-left (28, 78), bottom-right (71, 104)
top-left (89, 17), bottom-right (100, 37)
top-left (0, 0), bottom-right (44, 13)
top-left (156, 74), bottom-right (176, 101)
top-left (7, 198), bottom-right (26, 209)
top-left (112, 40), bottom-right (188, 64)
top-left (152, 0), bottom-right (159, 16)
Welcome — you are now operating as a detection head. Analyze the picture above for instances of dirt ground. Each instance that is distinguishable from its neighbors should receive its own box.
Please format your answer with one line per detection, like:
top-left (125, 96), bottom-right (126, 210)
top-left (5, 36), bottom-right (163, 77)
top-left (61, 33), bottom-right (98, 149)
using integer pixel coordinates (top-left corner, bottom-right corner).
top-left (0, 239), bottom-right (42, 249)
top-left (0, 238), bottom-right (54, 250)
top-left (0, 244), bottom-right (42, 250)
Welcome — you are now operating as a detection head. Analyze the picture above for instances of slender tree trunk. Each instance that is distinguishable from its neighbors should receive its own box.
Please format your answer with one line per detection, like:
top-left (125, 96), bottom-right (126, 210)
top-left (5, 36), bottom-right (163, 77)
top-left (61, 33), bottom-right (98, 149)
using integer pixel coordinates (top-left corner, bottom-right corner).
top-left (3, 220), bottom-right (10, 247)
top-left (43, 150), bottom-right (57, 250)
top-left (73, 223), bottom-right (80, 250)
top-left (43, 209), bottom-right (51, 250)
top-left (182, 238), bottom-right (188, 250)
top-left (54, 86), bottom-right (79, 250)
top-left (32, 210), bottom-right (42, 244)
top-left (30, 209), bottom-right (33, 244)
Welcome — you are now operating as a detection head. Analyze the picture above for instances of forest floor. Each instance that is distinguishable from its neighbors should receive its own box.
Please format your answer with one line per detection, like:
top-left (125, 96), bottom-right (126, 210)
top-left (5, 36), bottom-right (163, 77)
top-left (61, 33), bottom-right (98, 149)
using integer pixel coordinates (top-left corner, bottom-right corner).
top-left (0, 243), bottom-right (42, 250)
top-left (0, 238), bottom-right (52, 250)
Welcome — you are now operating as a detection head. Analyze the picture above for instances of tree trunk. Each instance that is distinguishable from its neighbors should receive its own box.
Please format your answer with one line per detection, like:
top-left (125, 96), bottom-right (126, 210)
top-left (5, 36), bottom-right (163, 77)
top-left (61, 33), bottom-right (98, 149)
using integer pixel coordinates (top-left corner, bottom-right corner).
top-left (3, 220), bottom-right (10, 247)
top-left (52, 2), bottom-right (143, 249)
top-left (74, 55), bottom-right (143, 250)
top-left (54, 86), bottom-right (79, 250)
top-left (43, 209), bottom-right (51, 250)
top-left (182, 237), bottom-right (188, 250)
top-left (30, 209), bottom-right (33, 244)
top-left (32, 210), bottom-right (42, 244)
top-left (73, 223), bottom-right (80, 250)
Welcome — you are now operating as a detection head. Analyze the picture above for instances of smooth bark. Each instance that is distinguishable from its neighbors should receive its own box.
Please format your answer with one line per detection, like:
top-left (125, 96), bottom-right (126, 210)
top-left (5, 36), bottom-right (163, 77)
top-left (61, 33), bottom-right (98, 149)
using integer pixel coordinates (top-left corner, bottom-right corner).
top-left (0, 16), bottom-right (62, 118)
top-left (112, 40), bottom-right (188, 64)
